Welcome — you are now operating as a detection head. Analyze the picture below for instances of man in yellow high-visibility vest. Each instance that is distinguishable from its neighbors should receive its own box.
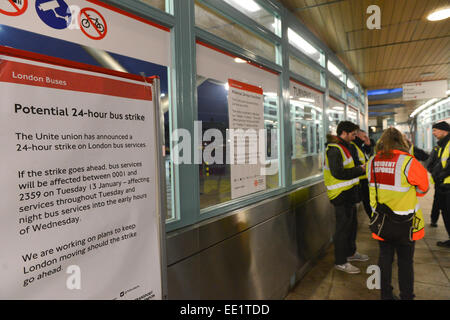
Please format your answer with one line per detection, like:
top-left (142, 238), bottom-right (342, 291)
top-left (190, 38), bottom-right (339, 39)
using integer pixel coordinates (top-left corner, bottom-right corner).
top-left (430, 121), bottom-right (450, 247)
top-left (324, 121), bottom-right (368, 274)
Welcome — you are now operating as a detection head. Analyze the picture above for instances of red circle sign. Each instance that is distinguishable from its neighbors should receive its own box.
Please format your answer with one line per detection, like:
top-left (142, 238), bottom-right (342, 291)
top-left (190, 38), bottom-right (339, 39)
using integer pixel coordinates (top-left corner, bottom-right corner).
top-left (79, 7), bottom-right (107, 40)
top-left (0, 0), bottom-right (28, 16)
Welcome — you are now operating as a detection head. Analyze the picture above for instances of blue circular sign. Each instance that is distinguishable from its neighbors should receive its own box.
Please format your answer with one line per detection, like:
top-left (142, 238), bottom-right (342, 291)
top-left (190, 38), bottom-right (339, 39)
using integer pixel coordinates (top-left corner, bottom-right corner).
top-left (35, 0), bottom-right (71, 30)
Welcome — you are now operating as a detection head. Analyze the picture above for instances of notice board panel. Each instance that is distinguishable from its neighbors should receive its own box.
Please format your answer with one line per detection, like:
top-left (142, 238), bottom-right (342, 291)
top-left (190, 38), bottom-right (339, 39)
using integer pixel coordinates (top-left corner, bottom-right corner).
top-left (0, 47), bottom-right (166, 300)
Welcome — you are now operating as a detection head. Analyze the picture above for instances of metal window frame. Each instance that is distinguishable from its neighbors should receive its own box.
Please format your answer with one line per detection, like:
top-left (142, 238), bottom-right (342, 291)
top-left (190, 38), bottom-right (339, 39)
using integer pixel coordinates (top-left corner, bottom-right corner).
top-left (100, 0), bottom-right (368, 232)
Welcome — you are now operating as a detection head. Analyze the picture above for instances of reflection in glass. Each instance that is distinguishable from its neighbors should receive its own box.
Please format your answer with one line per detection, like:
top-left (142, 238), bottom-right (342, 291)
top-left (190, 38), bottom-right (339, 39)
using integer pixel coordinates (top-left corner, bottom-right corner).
top-left (222, 0), bottom-right (280, 36)
top-left (327, 60), bottom-right (345, 83)
top-left (347, 107), bottom-right (358, 125)
top-left (290, 93), bottom-right (324, 182)
top-left (329, 78), bottom-right (344, 97)
top-left (327, 99), bottom-right (345, 135)
top-left (288, 28), bottom-right (324, 66)
top-left (359, 113), bottom-right (365, 131)
top-left (139, 0), bottom-right (166, 12)
top-left (195, 1), bottom-right (277, 62)
top-left (197, 77), bottom-right (279, 209)
top-left (289, 55), bottom-right (321, 86)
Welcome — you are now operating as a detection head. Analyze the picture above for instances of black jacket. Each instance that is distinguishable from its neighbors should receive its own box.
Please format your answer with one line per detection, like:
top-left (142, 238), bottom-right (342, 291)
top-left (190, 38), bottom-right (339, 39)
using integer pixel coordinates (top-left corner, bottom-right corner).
top-left (427, 146), bottom-right (440, 173)
top-left (326, 136), bottom-right (365, 206)
top-left (354, 136), bottom-right (374, 159)
top-left (430, 133), bottom-right (450, 192)
top-left (411, 145), bottom-right (429, 162)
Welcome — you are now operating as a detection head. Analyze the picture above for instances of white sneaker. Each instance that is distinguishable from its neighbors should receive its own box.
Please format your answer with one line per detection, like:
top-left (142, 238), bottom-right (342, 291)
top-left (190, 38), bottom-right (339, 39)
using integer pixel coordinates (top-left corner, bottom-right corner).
top-left (335, 262), bottom-right (361, 274)
top-left (347, 252), bottom-right (369, 262)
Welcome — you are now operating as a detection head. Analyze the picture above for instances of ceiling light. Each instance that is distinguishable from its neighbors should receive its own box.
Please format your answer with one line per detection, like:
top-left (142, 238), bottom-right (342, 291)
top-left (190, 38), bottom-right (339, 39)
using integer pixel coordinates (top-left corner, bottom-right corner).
top-left (288, 28), bottom-right (318, 55)
top-left (420, 72), bottom-right (435, 77)
top-left (427, 8), bottom-right (450, 21)
top-left (234, 57), bottom-right (247, 63)
top-left (227, 0), bottom-right (261, 13)
top-left (367, 88), bottom-right (403, 96)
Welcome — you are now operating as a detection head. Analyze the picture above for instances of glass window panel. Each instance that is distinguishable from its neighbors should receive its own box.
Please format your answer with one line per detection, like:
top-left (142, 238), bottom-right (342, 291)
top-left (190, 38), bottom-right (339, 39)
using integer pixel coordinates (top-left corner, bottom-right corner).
top-left (327, 60), bottom-right (344, 82)
top-left (288, 28), bottom-right (323, 66)
top-left (196, 43), bottom-right (280, 210)
top-left (289, 55), bottom-right (321, 87)
top-left (346, 91), bottom-right (357, 107)
top-left (289, 80), bottom-right (324, 182)
top-left (222, 0), bottom-right (280, 36)
top-left (195, 1), bottom-right (277, 62)
top-left (347, 106), bottom-right (358, 124)
top-left (327, 98), bottom-right (345, 135)
top-left (359, 113), bottom-right (365, 131)
top-left (329, 78), bottom-right (344, 97)
top-left (139, 0), bottom-right (166, 12)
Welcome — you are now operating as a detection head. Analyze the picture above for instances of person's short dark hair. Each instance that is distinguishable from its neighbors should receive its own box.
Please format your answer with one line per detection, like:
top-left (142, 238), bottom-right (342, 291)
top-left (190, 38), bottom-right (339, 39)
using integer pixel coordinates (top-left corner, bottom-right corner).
top-left (337, 121), bottom-right (359, 136)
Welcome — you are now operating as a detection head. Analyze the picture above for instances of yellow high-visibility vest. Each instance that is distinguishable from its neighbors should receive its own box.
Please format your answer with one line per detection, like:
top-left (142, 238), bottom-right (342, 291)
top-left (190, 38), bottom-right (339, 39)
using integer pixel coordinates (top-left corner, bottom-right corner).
top-left (438, 139), bottom-right (450, 185)
top-left (351, 142), bottom-right (367, 180)
top-left (324, 143), bottom-right (360, 201)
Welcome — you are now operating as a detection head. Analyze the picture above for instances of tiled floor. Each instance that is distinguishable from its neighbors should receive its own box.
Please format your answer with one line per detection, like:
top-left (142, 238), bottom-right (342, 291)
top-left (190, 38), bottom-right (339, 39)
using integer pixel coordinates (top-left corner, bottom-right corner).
top-left (286, 188), bottom-right (450, 300)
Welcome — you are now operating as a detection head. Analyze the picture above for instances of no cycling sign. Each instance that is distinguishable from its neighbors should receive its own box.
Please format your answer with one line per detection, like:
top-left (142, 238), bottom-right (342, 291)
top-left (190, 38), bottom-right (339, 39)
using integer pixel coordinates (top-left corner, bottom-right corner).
top-left (79, 7), bottom-right (107, 40)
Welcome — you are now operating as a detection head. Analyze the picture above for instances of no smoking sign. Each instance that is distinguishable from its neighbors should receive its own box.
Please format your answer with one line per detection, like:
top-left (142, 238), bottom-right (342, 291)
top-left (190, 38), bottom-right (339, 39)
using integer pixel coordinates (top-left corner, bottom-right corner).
top-left (79, 7), bottom-right (107, 40)
top-left (0, 0), bottom-right (28, 16)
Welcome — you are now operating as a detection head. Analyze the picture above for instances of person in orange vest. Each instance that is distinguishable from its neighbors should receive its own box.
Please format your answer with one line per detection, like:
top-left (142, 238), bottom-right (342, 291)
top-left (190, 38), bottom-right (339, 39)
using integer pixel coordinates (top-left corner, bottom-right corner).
top-left (366, 127), bottom-right (429, 300)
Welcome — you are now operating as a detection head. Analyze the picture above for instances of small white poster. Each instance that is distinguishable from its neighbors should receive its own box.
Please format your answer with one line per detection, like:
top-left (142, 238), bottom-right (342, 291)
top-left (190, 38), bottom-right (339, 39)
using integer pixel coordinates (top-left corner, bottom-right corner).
top-left (0, 54), bottom-right (163, 299)
top-left (228, 79), bottom-right (266, 199)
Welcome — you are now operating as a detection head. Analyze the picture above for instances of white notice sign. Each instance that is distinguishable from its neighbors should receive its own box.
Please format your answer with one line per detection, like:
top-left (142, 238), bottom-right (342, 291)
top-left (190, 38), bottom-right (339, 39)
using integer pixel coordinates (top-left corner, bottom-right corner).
top-left (228, 79), bottom-right (266, 199)
top-left (0, 54), bottom-right (163, 299)
top-left (402, 80), bottom-right (447, 101)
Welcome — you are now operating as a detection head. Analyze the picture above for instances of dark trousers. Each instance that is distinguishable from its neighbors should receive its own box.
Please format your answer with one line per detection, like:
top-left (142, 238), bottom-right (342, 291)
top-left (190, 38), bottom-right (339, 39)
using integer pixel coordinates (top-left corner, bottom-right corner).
top-left (436, 189), bottom-right (450, 238)
top-left (334, 205), bottom-right (357, 265)
top-left (378, 241), bottom-right (415, 300)
top-left (430, 188), bottom-right (440, 224)
top-left (359, 179), bottom-right (372, 219)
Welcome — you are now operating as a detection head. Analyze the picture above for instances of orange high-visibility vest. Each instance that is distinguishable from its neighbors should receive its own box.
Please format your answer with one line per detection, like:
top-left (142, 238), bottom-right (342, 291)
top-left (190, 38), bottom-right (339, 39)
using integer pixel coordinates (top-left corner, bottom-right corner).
top-left (366, 150), bottom-right (429, 241)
